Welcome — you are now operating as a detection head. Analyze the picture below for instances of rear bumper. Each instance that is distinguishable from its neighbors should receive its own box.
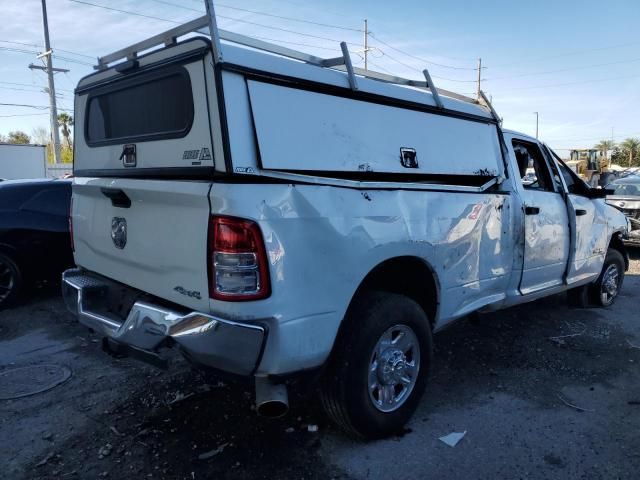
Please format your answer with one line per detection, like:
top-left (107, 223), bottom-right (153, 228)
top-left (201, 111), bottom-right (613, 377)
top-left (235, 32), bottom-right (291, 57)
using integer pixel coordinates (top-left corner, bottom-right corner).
top-left (62, 268), bottom-right (266, 375)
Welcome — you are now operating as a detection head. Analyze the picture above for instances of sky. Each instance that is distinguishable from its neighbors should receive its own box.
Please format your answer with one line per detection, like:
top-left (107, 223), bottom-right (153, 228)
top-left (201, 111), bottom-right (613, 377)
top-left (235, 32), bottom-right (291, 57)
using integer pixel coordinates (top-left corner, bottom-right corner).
top-left (1, 0), bottom-right (639, 156)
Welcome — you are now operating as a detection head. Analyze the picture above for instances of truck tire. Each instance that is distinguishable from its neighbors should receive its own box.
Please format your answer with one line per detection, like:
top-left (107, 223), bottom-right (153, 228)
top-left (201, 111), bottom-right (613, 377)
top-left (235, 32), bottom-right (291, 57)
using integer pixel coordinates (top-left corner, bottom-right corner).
top-left (320, 291), bottom-right (433, 439)
top-left (589, 249), bottom-right (625, 307)
top-left (0, 253), bottom-right (22, 308)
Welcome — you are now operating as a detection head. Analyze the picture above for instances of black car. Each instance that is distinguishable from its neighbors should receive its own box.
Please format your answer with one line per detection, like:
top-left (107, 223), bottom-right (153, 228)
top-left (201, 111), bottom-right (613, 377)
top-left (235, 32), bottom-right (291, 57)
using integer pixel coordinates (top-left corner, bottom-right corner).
top-left (0, 179), bottom-right (73, 307)
top-left (606, 174), bottom-right (640, 246)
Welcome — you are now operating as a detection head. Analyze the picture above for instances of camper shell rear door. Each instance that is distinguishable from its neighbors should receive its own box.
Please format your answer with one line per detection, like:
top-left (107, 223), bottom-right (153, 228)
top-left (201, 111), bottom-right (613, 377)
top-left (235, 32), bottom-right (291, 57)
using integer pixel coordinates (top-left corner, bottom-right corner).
top-left (74, 38), bottom-right (224, 176)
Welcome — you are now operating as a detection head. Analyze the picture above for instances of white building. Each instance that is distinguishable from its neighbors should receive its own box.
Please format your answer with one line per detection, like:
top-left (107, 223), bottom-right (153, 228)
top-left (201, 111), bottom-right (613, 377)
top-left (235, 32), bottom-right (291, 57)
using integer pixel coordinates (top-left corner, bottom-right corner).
top-left (0, 143), bottom-right (47, 180)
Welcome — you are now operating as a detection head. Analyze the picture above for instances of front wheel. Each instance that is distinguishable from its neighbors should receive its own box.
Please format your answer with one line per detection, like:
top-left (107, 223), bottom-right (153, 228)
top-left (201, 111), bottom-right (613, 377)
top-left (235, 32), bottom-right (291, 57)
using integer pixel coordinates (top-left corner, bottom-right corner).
top-left (589, 249), bottom-right (625, 307)
top-left (320, 291), bottom-right (433, 439)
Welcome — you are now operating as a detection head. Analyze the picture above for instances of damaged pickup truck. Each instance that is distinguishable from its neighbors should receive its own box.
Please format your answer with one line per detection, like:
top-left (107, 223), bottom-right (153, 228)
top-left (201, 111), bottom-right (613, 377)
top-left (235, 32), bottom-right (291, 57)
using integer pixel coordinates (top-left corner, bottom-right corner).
top-left (63, 7), bottom-right (630, 439)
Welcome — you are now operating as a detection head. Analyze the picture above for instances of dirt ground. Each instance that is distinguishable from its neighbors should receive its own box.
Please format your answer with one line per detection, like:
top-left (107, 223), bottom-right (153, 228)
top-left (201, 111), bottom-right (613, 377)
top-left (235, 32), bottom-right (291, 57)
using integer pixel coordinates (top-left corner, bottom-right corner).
top-left (1, 250), bottom-right (639, 480)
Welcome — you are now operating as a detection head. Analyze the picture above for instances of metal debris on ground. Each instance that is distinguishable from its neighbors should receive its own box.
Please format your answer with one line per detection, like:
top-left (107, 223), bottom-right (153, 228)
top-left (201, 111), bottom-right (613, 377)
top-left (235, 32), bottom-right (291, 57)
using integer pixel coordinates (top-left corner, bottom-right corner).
top-left (439, 430), bottom-right (466, 447)
top-left (557, 394), bottom-right (595, 413)
top-left (627, 340), bottom-right (640, 349)
top-left (307, 424), bottom-right (319, 433)
top-left (197, 443), bottom-right (229, 460)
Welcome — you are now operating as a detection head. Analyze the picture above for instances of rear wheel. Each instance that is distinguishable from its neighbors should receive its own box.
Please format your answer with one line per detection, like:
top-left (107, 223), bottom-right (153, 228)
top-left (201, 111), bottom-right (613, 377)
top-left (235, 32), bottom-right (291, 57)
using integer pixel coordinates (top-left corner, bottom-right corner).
top-left (320, 291), bottom-right (433, 439)
top-left (0, 253), bottom-right (22, 308)
top-left (589, 249), bottom-right (625, 307)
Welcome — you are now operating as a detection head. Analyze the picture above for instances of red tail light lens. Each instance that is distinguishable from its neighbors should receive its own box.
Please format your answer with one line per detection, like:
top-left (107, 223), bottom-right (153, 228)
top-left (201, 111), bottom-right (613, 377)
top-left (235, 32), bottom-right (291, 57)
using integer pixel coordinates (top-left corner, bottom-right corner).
top-left (208, 216), bottom-right (270, 301)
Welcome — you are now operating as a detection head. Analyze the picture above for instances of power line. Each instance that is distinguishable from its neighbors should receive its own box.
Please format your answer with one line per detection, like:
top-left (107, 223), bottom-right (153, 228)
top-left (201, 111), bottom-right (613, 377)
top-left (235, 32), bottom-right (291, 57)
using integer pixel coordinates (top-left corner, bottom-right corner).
top-left (497, 73), bottom-right (640, 91)
top-left (0, 85), bottom-right (58, 94)
top-left (485, 57), bottom-right (640, 81)
top-left (375, 47), bottom-right (479, 83)
top-left (0, 39), bottom-right (95, 59)
top-left (0, 102), bottom-right (49, 109)
top-left (0, 112), bottom-right (50, 118)
top-left (68, 0), bottom-right (185, 23)
top-left (0, 81), bottom-right (73, 93)
top-left (68, 0), bottom-right (361, 47)
top-left (148, 0), bottom-right (363, 32)
top-left (0, 45), bottom-right (92, 67)
top-left (489, 40), bottom-right (640, 69)
top-left (0, 102), bottom-right (72, 112)
top-left (368, 33), bottom-right (478, 71)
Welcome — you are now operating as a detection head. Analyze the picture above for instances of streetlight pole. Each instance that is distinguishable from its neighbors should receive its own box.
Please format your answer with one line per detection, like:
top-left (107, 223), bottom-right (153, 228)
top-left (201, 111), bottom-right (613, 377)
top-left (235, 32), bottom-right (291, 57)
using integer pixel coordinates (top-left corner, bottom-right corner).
top-left (534, 112), bottom-right (539, 139)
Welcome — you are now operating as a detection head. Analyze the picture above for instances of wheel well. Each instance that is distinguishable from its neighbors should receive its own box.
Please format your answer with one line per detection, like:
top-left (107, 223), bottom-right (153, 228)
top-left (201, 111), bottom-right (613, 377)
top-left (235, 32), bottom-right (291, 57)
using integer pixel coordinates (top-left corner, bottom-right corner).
top-left (355, 256), bottom-right (439, 328)
top-left (609, 233), bottom-right (629, 271)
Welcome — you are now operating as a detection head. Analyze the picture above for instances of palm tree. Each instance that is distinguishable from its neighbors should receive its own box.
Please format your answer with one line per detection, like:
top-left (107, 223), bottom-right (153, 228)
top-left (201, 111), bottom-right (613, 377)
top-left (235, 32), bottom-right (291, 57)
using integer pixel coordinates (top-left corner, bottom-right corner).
top-left (594, 139), bottom-right (615, 156)
top-left (57, 113), bottom-right (74, 149)
top-left (620, 138), bottom-right (640, 167)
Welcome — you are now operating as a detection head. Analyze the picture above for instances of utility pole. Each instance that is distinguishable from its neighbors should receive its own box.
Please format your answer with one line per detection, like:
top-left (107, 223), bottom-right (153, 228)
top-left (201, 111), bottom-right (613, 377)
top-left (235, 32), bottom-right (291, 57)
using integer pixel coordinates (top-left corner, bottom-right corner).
top-left (476, 57), bottom-right (482, 98)
top-left (31, 0), bottom-right (64, 164)
top-left (363, 19), bottom-right (368, 70)
top-left (534, 112), bottom-right (539, 139)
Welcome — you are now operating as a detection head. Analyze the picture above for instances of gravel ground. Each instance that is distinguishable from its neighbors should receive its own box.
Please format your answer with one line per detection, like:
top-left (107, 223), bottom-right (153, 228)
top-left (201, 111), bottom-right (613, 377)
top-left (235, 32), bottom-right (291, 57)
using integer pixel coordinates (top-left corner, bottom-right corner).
top-left (1, 249), bottom-right (639, 480)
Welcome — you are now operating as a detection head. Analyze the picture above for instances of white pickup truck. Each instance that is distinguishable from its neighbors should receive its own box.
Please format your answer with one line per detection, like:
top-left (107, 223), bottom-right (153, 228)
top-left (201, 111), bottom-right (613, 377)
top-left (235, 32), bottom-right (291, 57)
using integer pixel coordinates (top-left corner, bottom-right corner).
top-left (63, 12), bottom-right (630, 438)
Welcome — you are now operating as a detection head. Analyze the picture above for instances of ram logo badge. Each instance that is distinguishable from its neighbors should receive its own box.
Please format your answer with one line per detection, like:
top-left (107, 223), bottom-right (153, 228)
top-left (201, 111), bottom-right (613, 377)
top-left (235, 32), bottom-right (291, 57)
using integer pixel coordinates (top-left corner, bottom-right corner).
top-left (111, 217), bottom-right (127, 249)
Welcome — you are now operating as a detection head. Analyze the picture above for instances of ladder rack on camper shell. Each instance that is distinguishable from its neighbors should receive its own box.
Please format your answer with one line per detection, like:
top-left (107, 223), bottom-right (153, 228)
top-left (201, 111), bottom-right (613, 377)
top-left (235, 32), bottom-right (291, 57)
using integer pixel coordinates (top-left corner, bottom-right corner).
top-left (93, 1), bottom-right (500, 123)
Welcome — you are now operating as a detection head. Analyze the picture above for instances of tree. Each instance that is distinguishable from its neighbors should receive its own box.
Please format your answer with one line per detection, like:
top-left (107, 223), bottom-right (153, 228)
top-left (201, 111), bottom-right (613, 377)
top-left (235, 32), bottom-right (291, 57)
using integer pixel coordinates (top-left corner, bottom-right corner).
top-left (31, 126), bottom-right (50, 145)
top-left (7, 131), bottom-right (31, 144)
top-left (594, 139), bottom-right (615, 156)
top-left (0, 133), bottom-right (6, 143)
top-left (57, 113), bottom-right (73, 149)
top-left (619, 138), bottom-right (640, 167)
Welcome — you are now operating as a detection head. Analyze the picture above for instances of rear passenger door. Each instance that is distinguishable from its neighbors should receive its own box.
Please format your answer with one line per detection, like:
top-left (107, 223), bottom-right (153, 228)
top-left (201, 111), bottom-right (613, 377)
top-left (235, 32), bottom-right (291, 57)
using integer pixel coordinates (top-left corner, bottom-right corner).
top-left (510, 138), bottom-right (570, 295)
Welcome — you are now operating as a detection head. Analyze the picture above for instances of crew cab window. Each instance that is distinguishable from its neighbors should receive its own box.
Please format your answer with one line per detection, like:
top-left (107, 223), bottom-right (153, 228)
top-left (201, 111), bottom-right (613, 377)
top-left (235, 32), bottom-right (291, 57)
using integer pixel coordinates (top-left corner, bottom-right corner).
top-left (85, 68), bottom-right (194, 145)
top-left (512, 140), bottom-right (554, 192)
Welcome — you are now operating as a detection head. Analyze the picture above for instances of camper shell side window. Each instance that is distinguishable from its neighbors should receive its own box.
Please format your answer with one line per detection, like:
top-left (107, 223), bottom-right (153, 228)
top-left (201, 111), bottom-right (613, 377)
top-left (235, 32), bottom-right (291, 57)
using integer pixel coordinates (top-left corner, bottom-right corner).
top-left (84, 66), bottom-right (194, 147)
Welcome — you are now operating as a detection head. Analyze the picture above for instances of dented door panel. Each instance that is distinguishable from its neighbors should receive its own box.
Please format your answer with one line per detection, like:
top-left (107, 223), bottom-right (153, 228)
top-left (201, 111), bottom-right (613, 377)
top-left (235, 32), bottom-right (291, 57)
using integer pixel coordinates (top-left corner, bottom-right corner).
top-left (566, 194), bottom-right (607, 283)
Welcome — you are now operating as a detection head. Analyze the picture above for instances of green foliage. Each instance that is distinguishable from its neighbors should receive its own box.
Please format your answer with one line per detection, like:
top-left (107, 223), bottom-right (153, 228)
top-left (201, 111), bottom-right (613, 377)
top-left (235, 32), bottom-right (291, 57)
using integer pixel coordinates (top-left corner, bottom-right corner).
top-left (594, 138), bottom-right (640, 168)
top-left (57, 113), bottom-right (74, 149)
top-left (7, 130), bottom-right (31, 144)
top-left (593, 139), bottom-right (614, 154)
top-left (46, 144), bottom-right (73, 164)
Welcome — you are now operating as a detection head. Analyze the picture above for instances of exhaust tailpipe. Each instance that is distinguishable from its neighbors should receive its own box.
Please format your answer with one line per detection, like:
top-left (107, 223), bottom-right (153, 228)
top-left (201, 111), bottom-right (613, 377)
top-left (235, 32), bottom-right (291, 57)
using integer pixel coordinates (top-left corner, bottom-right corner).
top-left (255, 377), bottom-right (289, 418)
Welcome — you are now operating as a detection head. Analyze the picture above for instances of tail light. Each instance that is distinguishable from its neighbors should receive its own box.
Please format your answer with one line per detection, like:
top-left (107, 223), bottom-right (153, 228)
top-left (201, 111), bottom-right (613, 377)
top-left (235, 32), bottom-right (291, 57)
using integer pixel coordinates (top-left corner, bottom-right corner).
top-left (69, 197), bottom-right (74, 252)
top-left (208, 216), bottom-right (270, 301)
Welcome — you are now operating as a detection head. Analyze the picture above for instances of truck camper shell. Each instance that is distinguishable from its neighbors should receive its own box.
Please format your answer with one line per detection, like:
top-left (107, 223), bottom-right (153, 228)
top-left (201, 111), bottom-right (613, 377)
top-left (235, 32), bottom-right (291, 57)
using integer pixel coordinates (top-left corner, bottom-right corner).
top-left (75, 8), bottom-right (506, 193)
